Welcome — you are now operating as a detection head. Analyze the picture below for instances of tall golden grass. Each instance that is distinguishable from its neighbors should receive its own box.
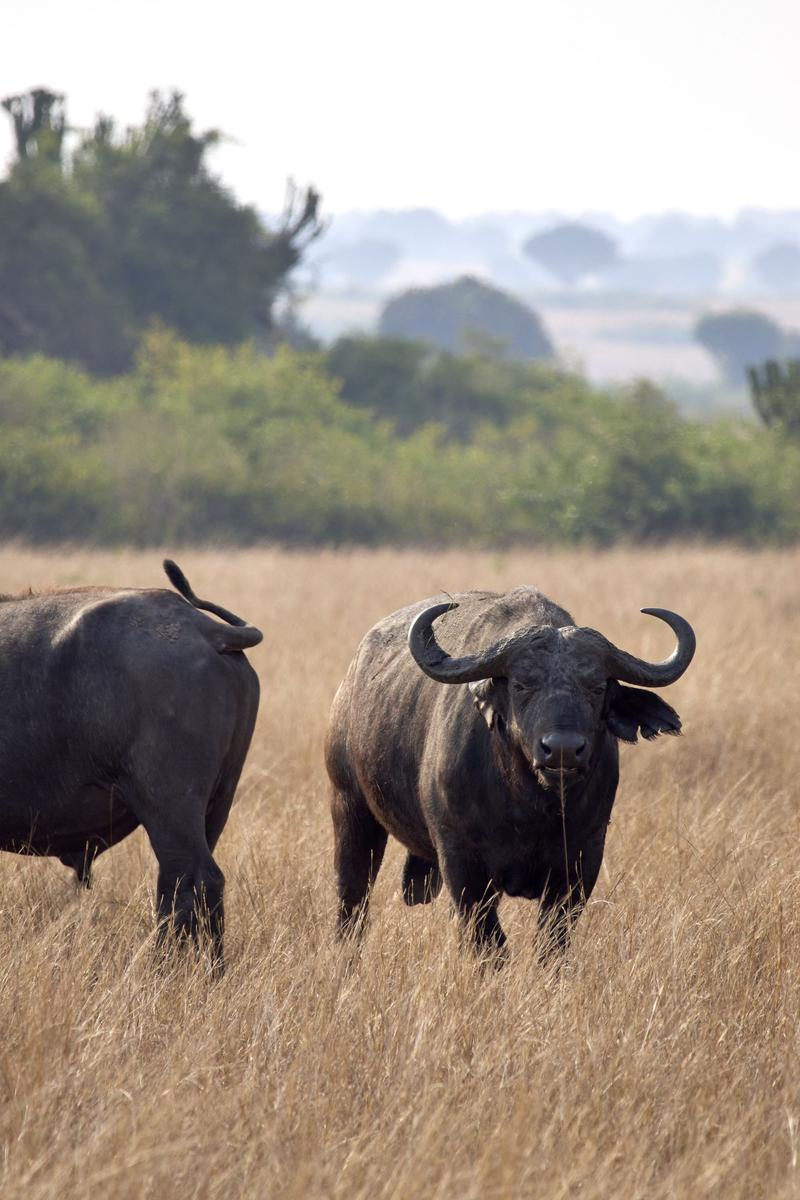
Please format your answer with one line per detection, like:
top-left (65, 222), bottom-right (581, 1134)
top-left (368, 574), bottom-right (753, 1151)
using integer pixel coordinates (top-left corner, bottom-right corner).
top-left (0, 544), bottom-right (798, 1199)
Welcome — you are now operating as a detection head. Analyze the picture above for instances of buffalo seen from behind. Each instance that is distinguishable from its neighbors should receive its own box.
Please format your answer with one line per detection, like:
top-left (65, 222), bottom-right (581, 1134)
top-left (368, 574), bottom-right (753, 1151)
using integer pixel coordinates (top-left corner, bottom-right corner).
top-left (0, 560), bottom-right (261, 972)
top-left (326, 586), bottom-right (695, 959)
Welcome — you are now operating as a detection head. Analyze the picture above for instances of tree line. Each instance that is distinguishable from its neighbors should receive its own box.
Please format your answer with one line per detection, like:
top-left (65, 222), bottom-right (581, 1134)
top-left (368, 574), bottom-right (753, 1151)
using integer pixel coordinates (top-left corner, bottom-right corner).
top-left (0, 88), bottom-right (798, 547)
top-left (0, 327), bottom-right (797, 546)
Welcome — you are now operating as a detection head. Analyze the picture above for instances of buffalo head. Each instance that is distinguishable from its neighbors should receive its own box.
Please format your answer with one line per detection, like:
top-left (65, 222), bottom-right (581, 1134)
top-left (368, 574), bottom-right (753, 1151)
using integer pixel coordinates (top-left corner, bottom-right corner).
top-left (408, 603), bottom-right (696, 791)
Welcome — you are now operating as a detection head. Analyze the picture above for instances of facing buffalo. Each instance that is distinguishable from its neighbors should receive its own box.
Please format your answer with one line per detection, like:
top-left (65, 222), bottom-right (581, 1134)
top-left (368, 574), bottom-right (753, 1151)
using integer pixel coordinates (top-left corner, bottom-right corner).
top-left (326, 586), bottom-right (695, 958)
top-left (0, 560), bottom-right (262, 972)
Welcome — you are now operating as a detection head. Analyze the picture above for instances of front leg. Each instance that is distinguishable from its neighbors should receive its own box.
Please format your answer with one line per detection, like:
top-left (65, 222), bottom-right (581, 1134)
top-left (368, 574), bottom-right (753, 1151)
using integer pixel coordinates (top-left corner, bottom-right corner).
top-left (537, 841), bottom-right (604, 959)
top-left (438, 839), bottom-right (506, 958)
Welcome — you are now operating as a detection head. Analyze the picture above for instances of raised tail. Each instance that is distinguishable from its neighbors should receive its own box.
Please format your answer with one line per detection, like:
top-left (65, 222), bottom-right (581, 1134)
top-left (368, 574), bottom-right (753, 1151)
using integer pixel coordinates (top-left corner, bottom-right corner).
top-left (163, 559), bottom-right (263, 654)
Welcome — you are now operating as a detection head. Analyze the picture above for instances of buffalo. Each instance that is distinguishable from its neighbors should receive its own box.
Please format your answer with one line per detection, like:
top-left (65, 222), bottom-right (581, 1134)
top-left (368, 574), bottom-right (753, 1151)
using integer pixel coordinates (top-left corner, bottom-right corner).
top-left (326, 586), bottom-right (695, 958)
top-left (0, 560), bottom-right (261, 970)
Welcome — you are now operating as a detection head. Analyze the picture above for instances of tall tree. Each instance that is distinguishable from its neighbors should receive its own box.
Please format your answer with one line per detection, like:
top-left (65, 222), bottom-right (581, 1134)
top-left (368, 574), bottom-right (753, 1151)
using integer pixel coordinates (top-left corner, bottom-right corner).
top-left (0, 89), bottom-right (323, 372)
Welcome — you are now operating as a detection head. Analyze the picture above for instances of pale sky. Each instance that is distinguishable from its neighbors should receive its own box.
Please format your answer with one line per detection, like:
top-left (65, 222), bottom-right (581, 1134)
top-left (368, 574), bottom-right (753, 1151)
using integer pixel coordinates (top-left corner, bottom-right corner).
top-left (1, 0), bottom-right (798, 220)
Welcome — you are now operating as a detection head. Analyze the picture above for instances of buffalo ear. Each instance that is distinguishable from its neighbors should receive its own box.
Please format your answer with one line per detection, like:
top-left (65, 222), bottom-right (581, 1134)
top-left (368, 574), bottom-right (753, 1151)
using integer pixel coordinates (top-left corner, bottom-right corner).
top-left (606, 680), bottom-right (682, 744)
top-left (468, 678), bottom-right (507, 731)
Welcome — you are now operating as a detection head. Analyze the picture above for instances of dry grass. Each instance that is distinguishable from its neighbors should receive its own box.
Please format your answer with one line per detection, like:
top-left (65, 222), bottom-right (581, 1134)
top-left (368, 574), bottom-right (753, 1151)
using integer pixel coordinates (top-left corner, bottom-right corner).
top-left (0, 543), bottom-right (798, 1199)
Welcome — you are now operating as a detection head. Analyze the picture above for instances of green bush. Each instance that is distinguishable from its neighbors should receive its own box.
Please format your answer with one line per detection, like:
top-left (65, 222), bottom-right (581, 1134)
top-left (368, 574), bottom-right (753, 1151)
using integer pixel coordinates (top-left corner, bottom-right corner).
top-left (0, 329), bottom-right (797, 546)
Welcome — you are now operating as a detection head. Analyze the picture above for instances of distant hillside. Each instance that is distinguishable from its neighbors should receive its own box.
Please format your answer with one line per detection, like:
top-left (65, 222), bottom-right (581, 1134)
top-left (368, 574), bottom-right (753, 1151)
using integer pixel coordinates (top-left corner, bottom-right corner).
top-left (291, 208), bottom-right (800, 398)
top-left (296, 207), bottom-right (800, 299)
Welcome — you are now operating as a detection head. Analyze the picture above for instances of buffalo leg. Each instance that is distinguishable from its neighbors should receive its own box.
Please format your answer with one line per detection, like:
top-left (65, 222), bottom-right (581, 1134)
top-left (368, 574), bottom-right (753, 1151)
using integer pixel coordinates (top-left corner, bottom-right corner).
top-left (153, 845), bottom-right (225, 971)
top-left (157, 854), bottom-right (225, 964)
top-left (204, 774), bottom-right (241, 854)
top-left (331, 788), bottom-right (388, 940)
top-left (205, 691), bottom-right (258, 855)
top-left (537, 884), bottom-right (580, 959)
top-left (123, 777), bottom-right (227, 972)
top-left (60, 845), bottom-right (98, 888)
top-left (537, 848), bottom-right (602, 960)
top-left (401, 853), bottom-right (442, 906)
top-left (439, 845), bottom-right (506, 957)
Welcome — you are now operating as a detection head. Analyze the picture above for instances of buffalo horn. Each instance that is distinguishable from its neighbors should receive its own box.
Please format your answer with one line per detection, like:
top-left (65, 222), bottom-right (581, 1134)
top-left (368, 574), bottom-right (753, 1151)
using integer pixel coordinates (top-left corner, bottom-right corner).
top-left (603, 608), bottom-right (696, 687)
top-left (407, 602), bottom-right (530, 684)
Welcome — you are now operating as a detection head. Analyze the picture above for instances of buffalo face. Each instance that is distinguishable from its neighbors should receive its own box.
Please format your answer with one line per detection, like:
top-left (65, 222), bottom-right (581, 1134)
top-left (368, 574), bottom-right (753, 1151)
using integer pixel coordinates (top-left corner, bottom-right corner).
top-left (467, 632), bottom-right (610, 789)
top-left (408, 602), bottom-right (695, 793)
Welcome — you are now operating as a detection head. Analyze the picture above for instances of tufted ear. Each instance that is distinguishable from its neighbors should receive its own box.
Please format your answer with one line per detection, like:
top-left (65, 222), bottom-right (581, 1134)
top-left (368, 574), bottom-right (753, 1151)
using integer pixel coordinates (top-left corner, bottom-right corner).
top-left (606, 680), bottom-right (682, 744)
top-left (468, 678), bottom-right (508, 731)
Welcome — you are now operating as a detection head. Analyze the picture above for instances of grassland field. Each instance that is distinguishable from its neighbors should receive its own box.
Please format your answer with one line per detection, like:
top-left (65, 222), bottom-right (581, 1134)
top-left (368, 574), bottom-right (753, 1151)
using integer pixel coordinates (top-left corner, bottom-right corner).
top-left (0, 543), bottom-right (798, 1199)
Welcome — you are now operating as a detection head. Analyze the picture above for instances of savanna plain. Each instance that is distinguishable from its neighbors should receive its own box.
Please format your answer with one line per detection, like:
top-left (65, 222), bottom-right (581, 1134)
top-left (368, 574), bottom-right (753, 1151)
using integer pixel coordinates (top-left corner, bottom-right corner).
top-left (0, 543), bottom-right (798, 1200)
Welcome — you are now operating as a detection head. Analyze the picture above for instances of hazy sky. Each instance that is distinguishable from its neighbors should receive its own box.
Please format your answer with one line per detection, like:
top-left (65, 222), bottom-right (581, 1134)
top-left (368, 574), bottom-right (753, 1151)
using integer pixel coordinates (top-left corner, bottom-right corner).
top-left (1, 0), bottom-right (798, 219)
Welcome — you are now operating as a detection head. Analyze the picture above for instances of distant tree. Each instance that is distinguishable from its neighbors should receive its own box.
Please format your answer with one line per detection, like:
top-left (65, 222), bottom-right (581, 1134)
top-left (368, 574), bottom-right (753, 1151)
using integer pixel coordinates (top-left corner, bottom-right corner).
top-left (0, 89), bottom-right (324, 372)
top-left (751, 243), bottom-right (800, 293)
top-left (522, 222), bottom-right (617, 286)
top-left (747, 359), bottom-right (800, 435)
top-left (378, 275), bottom-right (553, 361)
top-left (693, 310), bottom-right (784, 385)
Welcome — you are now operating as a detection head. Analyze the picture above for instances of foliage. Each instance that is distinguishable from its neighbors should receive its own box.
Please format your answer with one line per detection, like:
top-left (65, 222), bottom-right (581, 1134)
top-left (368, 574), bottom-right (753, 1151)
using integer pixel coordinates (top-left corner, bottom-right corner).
top-left (0, 330), bottom-right (797, 547)
top-left (326, 335), bottom-right (570, 439)
top-left (0, 161), bottom-right (134, 372)
top-left (0, 90), bottom-right (323, 373)
top-left (522, 222), bottom-right (618, 286)
top-left (747, 359), bottom-right (800, 436)
top-left (1, 89), bottom-right (66, 164)
top-left (378, 276), bottom-right (553, 361)
top-left (694, 309), bottom-right (785, 385)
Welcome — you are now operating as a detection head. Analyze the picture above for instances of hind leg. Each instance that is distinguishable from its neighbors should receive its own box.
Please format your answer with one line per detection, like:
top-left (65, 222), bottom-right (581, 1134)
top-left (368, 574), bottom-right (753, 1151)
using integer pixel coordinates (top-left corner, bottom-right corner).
top-left (331, 786), bottom-right (388, 941)
top-left (152, 834), bottom-right (225, 972)
top-left (205, 679), bottom-right (259, 855)
top-left (120, 771), bottom-right (227, 973)
top-left (60, 845), bottom-right (100, 888)
top-left (402, 853), bottom-right (442, 906)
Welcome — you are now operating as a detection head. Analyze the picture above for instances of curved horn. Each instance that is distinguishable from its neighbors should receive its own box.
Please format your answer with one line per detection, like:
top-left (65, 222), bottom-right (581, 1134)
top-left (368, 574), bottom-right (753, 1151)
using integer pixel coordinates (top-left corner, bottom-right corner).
top-left (408, 601), bottom-right (530, 684)
top-left (603, 608), bottom-right (696, 687)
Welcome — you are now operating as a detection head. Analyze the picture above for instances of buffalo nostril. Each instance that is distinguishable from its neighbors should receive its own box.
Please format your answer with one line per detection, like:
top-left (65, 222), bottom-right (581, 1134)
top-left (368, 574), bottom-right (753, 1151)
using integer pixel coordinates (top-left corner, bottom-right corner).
top-left (539, 733), bottom-right (586, 769)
